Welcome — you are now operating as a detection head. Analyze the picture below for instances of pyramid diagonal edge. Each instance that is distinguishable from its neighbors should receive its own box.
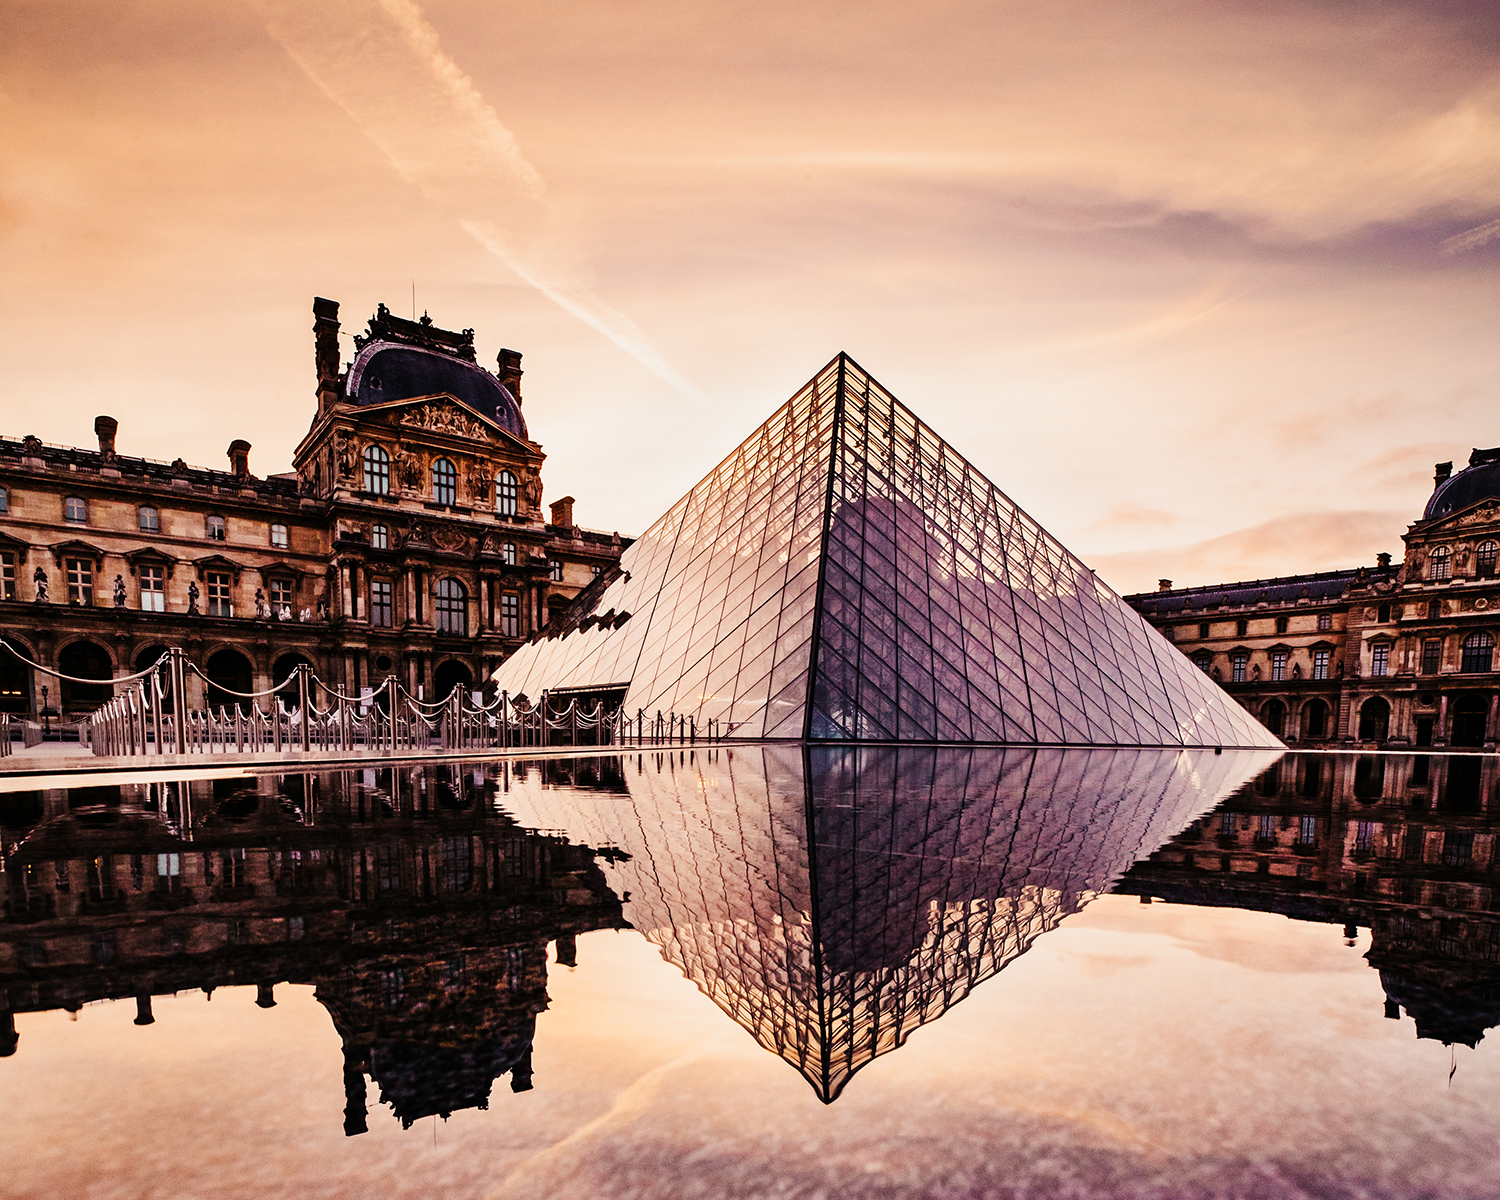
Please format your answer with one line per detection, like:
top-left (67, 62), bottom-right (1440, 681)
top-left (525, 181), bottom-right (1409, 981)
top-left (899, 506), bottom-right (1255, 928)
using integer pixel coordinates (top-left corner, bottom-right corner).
top-left (491, 354), bottom-right (1282, 748)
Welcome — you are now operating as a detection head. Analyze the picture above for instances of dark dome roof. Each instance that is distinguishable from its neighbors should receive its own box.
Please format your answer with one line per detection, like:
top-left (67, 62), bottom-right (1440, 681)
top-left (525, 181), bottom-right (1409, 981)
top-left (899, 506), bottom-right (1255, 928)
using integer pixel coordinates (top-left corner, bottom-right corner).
top-left (346, 341), bottom-right (527, 439)
top-left (1425, 448), bottom-right (1500, 520)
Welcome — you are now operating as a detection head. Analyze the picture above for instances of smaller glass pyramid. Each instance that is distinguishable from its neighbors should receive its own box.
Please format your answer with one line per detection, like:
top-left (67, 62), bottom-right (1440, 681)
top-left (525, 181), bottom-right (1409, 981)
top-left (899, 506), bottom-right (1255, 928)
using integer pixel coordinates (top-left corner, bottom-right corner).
top-left (493, 355), bottom-right (1281, 748)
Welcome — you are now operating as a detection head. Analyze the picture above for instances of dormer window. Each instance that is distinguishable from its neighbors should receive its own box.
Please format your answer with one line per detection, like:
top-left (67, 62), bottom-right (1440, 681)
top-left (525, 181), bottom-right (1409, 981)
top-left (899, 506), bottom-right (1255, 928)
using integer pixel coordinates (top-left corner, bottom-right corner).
top-left (1429, 546), bottom-right (1451, 580)
top-left (206, 514), bottom-right (226, 542)
top-left (496, 470), bottom-right (518, 517)
top-left (64, 497), bottom-right (87, 525)
top-left (502, 541), bottom-right (517, 566)
top-left (1478, 541), bottom-right (1497, 578)
top-left (363, 445), bottom-right (390, 496)
top-left (371, 523), bottom-right (389, 551)
top-left (432, 458), bottom-right (456, 506)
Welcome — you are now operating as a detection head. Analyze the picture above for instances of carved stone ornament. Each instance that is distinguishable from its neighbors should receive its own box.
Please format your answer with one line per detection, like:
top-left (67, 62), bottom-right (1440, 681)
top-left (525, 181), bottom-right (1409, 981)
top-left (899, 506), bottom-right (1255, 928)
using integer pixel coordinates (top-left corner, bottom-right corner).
top-left (521, 472), bottom-right (542, 511)
top-left (432, 525), bottom-right (468, 553)
top-left (21, 435), bottom-right (42, 456)
top-left (466, 470), bottom-right (491, 503)
top-left (397, 402), bottom-right (489, 440)
top-left (395, 445), bottom-right (423, 491)
top-left (1476, 597), bottom-right (1491, 611)
top-left (335, 429), bottom-right (355, 479)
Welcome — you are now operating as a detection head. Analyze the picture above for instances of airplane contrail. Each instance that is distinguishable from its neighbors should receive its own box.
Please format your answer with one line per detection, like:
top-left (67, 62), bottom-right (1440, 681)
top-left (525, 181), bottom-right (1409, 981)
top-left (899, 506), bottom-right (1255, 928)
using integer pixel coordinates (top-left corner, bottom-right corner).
top-left (1440, 216), bottom-right (1500, 255)
top-left (259, 0), bottom-right (699, 398)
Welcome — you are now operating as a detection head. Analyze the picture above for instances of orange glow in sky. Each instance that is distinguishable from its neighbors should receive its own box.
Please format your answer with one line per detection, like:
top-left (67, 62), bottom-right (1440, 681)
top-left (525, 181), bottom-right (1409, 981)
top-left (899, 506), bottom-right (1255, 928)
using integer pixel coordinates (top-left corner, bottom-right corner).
top-left (4, 0), bottom-right (1498, 592)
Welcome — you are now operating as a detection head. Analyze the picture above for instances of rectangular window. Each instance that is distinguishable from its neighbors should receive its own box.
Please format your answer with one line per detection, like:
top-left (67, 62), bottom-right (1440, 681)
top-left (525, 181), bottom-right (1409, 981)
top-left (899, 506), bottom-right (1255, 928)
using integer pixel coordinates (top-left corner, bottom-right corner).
top-left (1231, 653), bottom-right (1248, 683)
top-left (1312, 649), bottom-right (1330, 680)
top-left (1198, 622), bottom-right (1210, 639)
top-left (1162, 624), bottom-right (1175, 641)
top-left (1275, 615), bottom-right (1289, 634)
top-left (1259, 814), bottom-right (1276, 841)
top-left (1371, 644), bottom-right (1390, 677)
top-left (138, 506), bottom-right (159, 532)
top-left (0, 551), bottom-right (13, 601)
top-left (66, 557), bottom-right (93, 605)
top-left (0, 486), bottom-right (8, 512)
top-left (269, 579), bottom-right (293, 615)
top-left (371, 579), bottom-right (393, 628)
top-left (1356, 821), bottom-right (1375, 853)
top-left (206, 571), bottom-right (232, 617)
top-left (502, 541), bottom-right (517, 566)
top-left (1271, 651), bottom-right (1288, 681)
top-left (206, 515), bottom-right (225, 541)
top-left (140, 565), bottom-right (165, 611)
top-left (1193, 653), bottom-right (1212, 673)
top-left (371, 524), bottom-right (388, 551)
top-left (1422, 639), bottom-right (1442, 674)
top-left (270, 523), bottom-right (288, 549)
top-left (64, 497), bottom-right (87, 524)
top-left (1442, 830), bottom-right (1475, 868)
top-left (549, 559), bottom-right (563, 582)
top-left (1316, 613), bottom-right (1332, 632)
top-left (1298, 815), bottom-right (1318, 846)
top-left (1219, 811), bottom-right (1237, 837)
top-left (500, 592), bottom-right (519, 637)
top-left (1430, 551), bottom-right (1451, 581)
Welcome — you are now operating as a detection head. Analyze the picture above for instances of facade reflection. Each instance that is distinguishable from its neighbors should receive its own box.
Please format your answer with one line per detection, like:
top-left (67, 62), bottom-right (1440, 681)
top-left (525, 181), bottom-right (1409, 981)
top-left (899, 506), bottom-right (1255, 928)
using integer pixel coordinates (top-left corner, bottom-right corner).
top-left (1117, 752), bottom-right (1500, 1047)
top-left (0, 764), bottom-right (626, 1132)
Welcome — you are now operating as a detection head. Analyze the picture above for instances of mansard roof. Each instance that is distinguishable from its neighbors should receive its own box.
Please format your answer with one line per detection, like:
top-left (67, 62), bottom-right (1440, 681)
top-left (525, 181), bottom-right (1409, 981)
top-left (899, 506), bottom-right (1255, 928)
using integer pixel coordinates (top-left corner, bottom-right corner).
top-left (1424, 447), bottom-right (1500, 522)
top-left (0, 438), bottom-right (302, 500)
top-left (346, 306), bottom-right (527, 440)
top-left (1128, 566), bottom-right (1397, 616)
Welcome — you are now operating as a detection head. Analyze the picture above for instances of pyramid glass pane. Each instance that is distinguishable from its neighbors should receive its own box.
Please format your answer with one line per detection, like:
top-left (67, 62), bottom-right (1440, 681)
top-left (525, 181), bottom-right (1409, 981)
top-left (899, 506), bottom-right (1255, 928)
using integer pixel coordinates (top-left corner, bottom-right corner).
top-left (492, 355), bottom-right (1281, 749)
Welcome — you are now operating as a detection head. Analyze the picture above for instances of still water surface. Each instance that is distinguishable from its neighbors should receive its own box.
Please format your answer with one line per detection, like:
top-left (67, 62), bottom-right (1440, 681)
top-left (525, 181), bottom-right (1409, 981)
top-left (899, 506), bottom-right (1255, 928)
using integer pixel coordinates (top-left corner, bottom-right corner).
top-left (2, 746), bottom-right (1498, 1198)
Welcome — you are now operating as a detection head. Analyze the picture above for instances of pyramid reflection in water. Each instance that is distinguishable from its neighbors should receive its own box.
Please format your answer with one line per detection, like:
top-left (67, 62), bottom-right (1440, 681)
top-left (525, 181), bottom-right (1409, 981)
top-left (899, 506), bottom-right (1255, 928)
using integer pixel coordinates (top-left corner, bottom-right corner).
top-left (503, 744), bottom-right (1275, 1100)
top-left (494, 355), bottom-right (1279, 748)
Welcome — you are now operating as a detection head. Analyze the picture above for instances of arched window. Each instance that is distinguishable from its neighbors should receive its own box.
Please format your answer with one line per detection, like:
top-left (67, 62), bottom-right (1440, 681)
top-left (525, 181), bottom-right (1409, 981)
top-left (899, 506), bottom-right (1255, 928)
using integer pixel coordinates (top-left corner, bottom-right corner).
top-left (138, 506), bottom-right (159, 532)
top-left (1429, 546), bottom-right (1452, 581)
top-left (432, 458), bottom-right (457, 506)
top-left (1358, 697), bottom-right (1390, 742)
top-left (363, 445), bottom-right (390, 495)
top-left (1260, 699), bottom-right (1286, 737)
top-left (1461, 630), bottom-right (1493, 673)
top-left (1302, 699), bottom-right (1329, 739)
top-left (64, 497), bottom-right (87, 525)
top-left (435, 577), bottom-right (467, 635)
top-left (1478, 541), bottom-right (1498, 578)
top-left (496, 470), bottom-right (518, 517)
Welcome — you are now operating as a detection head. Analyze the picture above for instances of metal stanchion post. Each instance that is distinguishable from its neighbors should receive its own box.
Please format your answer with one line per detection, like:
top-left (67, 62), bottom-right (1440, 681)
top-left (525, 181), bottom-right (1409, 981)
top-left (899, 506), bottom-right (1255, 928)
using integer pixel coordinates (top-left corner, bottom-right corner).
top-left (297, 663), bottom-right (311, 752)
top-left (169, 647), bottom-right (188, 754)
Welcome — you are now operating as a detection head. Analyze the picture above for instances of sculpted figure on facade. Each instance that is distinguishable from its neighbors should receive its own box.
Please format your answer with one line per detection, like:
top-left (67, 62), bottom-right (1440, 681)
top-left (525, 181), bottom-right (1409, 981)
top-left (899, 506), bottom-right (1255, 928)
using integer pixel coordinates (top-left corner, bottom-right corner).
top-left (398, 403), bottom-right (488, 441)
top-left (335, 430), bottom-right (355, 480)
top-left (522, 472), bottom-right (542, 514)
top-left (187, 580), bottom-right (200, 614)
top-left (395, 445), bottom-right (423, 491)
top-left (32, 566), bottom-right (46, 603)
top-left (467, 459), bottom-right (492, 503)
top-left (113, 575), bottom-right (126, 607)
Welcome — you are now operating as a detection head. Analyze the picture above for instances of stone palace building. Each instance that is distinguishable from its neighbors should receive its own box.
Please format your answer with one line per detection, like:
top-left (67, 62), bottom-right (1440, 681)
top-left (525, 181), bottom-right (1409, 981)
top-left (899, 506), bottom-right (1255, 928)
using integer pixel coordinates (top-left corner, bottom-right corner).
top-left (1127, 450), bottom-right (1500, 751)
top-left (0, 299), bottom-right (627, 718)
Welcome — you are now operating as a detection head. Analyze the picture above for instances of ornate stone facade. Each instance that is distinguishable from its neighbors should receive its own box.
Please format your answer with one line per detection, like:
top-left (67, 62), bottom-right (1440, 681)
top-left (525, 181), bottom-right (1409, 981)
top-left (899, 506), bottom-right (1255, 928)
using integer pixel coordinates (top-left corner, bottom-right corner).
top-left (0, 299), bottom-right (628, 718)
top-left (1126, 449), bottom-right (1500, 750)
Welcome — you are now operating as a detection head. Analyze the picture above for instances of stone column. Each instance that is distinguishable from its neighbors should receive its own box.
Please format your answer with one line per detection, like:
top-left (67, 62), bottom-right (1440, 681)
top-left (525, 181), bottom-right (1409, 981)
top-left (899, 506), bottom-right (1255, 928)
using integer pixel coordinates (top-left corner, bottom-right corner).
top-left (1485, 692), bottom-right (1500, 749)
top-left (1435, 692), bottom-right (1450, 747)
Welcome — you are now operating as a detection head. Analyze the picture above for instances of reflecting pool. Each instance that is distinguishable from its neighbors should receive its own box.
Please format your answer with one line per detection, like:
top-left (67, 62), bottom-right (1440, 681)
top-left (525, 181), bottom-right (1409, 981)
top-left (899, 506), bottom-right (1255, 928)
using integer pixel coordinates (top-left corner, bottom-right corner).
top-left (3, 748), bottom-right (1499, 1199)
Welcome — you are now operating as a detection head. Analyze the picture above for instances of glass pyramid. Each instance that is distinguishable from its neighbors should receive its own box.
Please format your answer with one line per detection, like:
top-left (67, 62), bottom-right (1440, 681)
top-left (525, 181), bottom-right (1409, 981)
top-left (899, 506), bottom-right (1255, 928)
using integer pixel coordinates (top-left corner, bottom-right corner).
top-left (493, 355), bottom-right (1281, 748)
top-left (498, 743), bottom-right (1278, 1100)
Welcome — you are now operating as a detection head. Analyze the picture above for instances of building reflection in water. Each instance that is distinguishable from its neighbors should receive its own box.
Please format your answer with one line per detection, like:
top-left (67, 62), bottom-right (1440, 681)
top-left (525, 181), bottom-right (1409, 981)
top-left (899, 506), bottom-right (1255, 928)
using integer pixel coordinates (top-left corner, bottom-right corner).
top-left (42, 746), bottom-right (1500, 1120)
top-left (0, 763), bottom-right (628, 1133)
top-left (1117, 751), bottom-right (1500, 1049)
top-left (498, 745), bottom-right (1273, 1100)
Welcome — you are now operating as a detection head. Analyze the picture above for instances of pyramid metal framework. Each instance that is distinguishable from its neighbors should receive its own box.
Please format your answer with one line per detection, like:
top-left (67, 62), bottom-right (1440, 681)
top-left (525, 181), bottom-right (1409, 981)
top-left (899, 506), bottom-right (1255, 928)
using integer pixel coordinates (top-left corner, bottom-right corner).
top-left (498, 744), bottom-right (1276, 1100)
top-left (493, 355), bottom-right (1281, 748)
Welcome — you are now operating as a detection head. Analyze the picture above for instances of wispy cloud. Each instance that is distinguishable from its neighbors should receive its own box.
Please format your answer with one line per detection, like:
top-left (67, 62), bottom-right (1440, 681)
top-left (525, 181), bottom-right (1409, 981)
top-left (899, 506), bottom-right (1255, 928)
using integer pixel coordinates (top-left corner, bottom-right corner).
top-left (259, 0), bottom-right (698, 397)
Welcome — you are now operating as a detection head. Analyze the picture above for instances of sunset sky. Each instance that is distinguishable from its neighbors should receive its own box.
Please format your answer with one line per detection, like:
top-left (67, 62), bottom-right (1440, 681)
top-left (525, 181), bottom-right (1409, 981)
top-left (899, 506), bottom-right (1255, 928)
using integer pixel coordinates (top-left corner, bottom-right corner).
top-left (4, 0), bottom-right (1499, 594)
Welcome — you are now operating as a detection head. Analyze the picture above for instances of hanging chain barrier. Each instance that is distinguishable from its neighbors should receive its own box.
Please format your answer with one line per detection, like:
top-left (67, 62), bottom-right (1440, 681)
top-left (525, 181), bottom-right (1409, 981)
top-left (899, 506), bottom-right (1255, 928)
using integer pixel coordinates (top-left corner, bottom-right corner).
top-left (70, 644), bottom-right (723, 759)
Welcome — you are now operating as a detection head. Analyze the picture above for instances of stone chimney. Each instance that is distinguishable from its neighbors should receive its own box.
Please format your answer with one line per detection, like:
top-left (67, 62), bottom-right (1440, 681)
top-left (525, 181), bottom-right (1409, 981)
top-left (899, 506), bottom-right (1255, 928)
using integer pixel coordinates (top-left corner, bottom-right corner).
top-left (1435, 461), bottom-right (1453, 488)
top-left (1157, 579), bottom-right (1173, 592)
top-left (313, 296), bottom-right (341, 415)
top-left (94, 415), bottom-right (118, 461)
top-left (1376, 552), bottom-right (1392, 568)
top-left (227, 439), bottom-right (251, 478)
top-left (549, 495), bottom-right (575, 529)
top-left (497, 348), bottom-right (523, 404)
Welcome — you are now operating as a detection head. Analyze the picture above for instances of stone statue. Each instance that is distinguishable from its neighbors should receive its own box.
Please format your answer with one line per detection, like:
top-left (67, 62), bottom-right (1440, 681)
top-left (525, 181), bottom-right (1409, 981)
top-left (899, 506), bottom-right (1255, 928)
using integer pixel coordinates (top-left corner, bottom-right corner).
top-left (316, 593), bottom-right (329, 621)
top-left (395, 446), bottom-right (422, 491)
top-left (466, 468), bottom-right (491, 503)
top-left (254, 587), bottom-right (268, 619)
top-left (113, 575), bottom-right (126, 607)
top-left (522, 473), bottom-right (542, 513)
top-left (187, 580), bottom-right (200, 614)
top-left (32, 566), bottom-right (47, 603)
top-left (335, 430), bottom-right (355, 479)
top-left (1292, 662), bottom-right (1302, 680)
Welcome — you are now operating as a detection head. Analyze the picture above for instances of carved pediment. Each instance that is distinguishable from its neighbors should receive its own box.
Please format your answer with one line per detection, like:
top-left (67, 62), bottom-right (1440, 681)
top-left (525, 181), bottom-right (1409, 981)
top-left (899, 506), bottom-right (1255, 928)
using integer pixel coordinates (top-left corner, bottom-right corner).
top-left (50, 539), bottom-right (106, 568)
top-left (257, 560), bottom-right (304, 582)
top-left (363, 393), bottom-right (537, 453)
top-left (0, 531), bottom-right (30, 561)
top-left (125, 547), bottom-right (176, 578)
top-left (193, 554), bottom-right (245, 583)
